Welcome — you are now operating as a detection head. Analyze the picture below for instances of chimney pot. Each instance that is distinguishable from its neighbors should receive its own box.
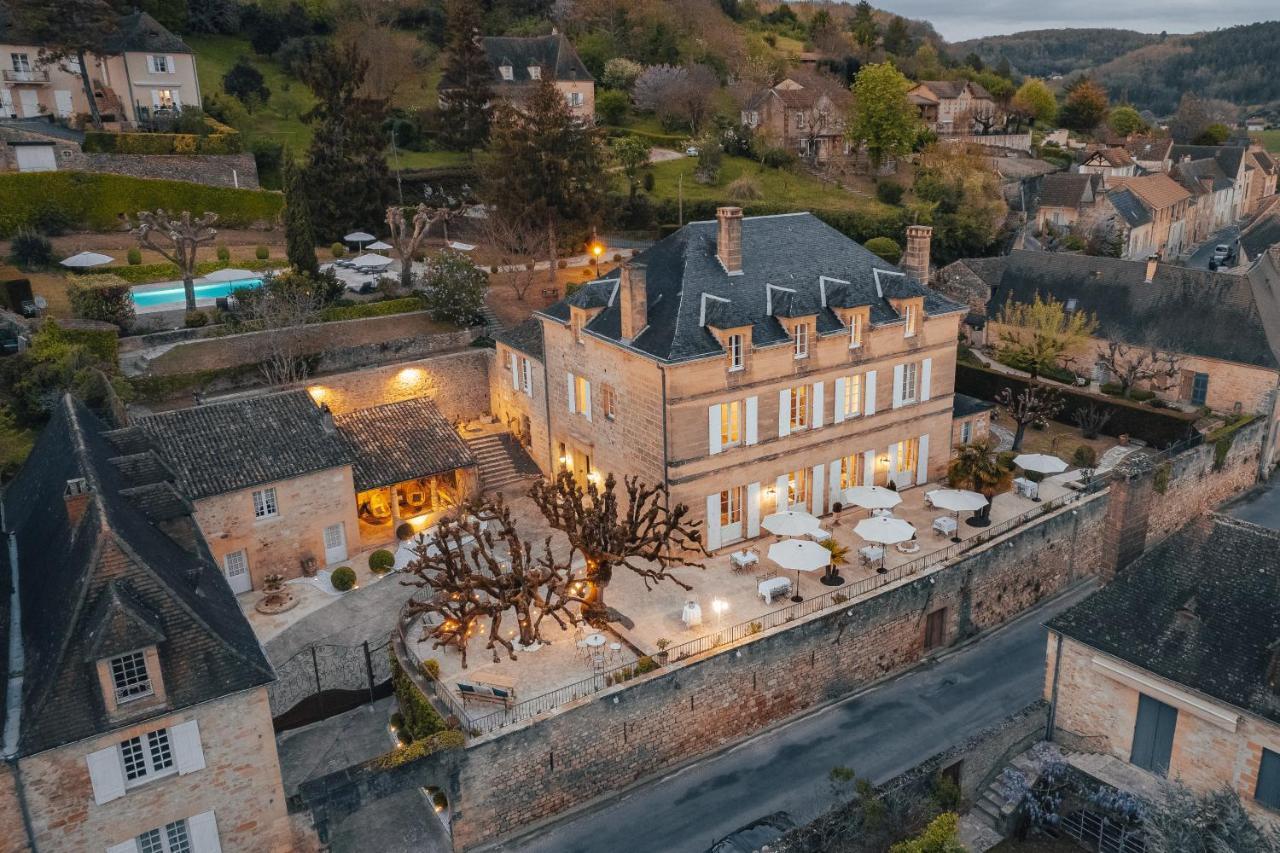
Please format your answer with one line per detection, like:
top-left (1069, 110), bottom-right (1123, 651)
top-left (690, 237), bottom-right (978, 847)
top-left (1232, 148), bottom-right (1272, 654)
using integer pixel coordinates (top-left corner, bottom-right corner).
top-left (1145, 254), bottom-right (1159, 283)
top-left (716, 207), bottom-right (744, 275)
top-left (619, 262), bottom-right (648, 341)
top-left (64, 478), bottom-right (90, 528)
top-left (902, 225), bottom-right (933, 284)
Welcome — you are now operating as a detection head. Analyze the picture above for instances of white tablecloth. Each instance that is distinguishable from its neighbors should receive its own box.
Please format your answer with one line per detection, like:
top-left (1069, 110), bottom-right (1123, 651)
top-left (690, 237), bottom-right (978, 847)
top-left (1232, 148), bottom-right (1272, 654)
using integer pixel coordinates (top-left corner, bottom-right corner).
top-left (681, 602), bottom-right (702, 628)
top-left (933, 516), bottom-right (958, 536)
top-left (1013, 477), bottom-right (1039, 499)
top-left (860, 545), bottom-right (885, 563)
top-left (758, 576), bottom-right (791, 603)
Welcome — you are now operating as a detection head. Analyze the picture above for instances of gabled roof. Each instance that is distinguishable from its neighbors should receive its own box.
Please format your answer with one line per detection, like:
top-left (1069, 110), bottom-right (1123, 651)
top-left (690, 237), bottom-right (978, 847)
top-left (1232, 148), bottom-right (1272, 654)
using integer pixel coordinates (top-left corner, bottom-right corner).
top-left (910, 80), bottom-right (993, 101)
top-left (334, 398), bottom-right (475, 492)
top-left (458, 34), bottom-right (592, 87)
top-left (1123, 136), bottom-right (1173, 163)
top-left (103, 9), bottom-right (191, 54)
top-left (1082, 147), bottom-right (1134, 168)
top-left (1240, 198), bottom-right (1280, 261)
top-left (1048, 516), bottom-right (1280, 727)
top-left (1105, 188), bottom-right (1152, 228)
top-left (537, 213), bottom-right (965, 364)
top-left (964, 249), bottom-right (1280, 370)
top-left (1039, 173), bottom-right (1096, 208)
top-left (0, 397), bottom-right (273, 756)
top-left (497, 317), bottom-right (544, 360)
top-left (953, 393), bottom-right (994, 419)
top-left (1170, 144), bottom-right (1246, 179)
top-left (129, 390), bottom-right (350, 500)
top-left (1106, 173), bottom-right (1191, 210)
top-left (1173, 157), bottom-right (1232, 193)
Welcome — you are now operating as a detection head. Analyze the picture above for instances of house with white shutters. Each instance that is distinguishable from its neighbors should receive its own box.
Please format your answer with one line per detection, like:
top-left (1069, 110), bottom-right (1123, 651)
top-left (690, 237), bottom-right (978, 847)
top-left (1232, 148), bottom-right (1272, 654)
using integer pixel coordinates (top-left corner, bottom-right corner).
top-left (0, 396), bottom-right (294, 852)
top-left (505, 209), bottom-right (964, 552)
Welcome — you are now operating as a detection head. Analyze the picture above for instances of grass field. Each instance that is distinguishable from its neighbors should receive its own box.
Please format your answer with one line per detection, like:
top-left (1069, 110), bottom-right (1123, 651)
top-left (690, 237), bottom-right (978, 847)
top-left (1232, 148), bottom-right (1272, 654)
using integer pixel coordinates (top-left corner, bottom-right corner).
top-left (632, 155), bottom-right (883, 214)
top-left (392, 150), bottom-right (471, 170)
top-left (1251, 130), bottom-right (1280, 154)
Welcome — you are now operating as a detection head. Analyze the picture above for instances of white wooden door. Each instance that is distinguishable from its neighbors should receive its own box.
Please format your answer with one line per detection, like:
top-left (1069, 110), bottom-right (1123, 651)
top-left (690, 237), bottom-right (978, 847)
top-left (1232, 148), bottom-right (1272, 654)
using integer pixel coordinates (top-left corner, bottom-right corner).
top-left (323, 523), bottom-right (348, 565)
top-left (223, 550), bottom-right (252, 594)
top-left (0, 88), bottom-right (14, 118)
top-left (17, 88), bottom-right (38, 117)
top-left (53, 89), bottom-right (72, 117)
top-left (14, 144), bottom-right (56, 172)
top-left (720, 487), bottom-right (743, 544)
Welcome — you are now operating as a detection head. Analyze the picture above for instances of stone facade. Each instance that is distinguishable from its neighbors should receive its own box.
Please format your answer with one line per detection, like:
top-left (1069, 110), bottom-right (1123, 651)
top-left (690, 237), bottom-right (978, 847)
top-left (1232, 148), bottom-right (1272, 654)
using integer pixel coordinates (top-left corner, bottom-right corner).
top-left (491, 344), bottom-right (551, 471)
top-left (79, 152), bottom-right (260, 188)
top-left (9, 688), bottom-right (292, 853)
top-left (301, 349), bottom-right (493, 424)
top-left (1047, 636), bottom-right (1280, 826)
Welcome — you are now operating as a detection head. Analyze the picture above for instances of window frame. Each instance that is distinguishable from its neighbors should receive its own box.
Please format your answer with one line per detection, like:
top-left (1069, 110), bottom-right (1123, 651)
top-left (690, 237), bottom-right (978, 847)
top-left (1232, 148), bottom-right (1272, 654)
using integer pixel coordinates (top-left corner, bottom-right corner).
top-left (148, 55), bottom-right (171, 74)
top-left (109, 650), bottom-right (153, 705)
top-left (499, 64), bottom-right (513, 81)
top-left (787, 468), bottom-right (811, 510)
top-left (848, 312), bottom-right (863, 349)
top-left (720, 401), bottom-right (742, 449)
top-left (839, 454), bottom-right (863, 489)
top-left (528, 65), bottom-right (541, 80)
top-left (960, 420), bottom-right (972, 444)
top-left (727, 333), bottom-right (744, 371)
top-left (602, 384), bottom-right (617, 421)
top-left (900, 362), bottom-right (919, 405)
top-left (1256, 747), bottom-right (1280, 810)
top-left (252, 486), bottom-right (279, 519)
top-left (121, 728), bottom-right (176, 787)
top-left (903, 302), bottom-right (918, 338)
top-left (574, 375), bottom-right (590, 417)
top-left (719, 486), bottom-right (743, 527)
top-left (843, 374), bottom-right (863, 418)
top-left (136, 818), bottom-right (191, 853)
top-left (789, 385), bottom-right (810, 432)
top-left (793, 322), bottom-right (810, 360)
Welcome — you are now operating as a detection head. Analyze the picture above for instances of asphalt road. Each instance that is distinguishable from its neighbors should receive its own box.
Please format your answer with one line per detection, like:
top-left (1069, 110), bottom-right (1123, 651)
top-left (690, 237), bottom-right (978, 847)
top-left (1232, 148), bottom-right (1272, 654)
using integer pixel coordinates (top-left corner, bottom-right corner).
top-left (499, 581), bottom-right (1098, 853)
top-left (1226, 475), bottom-right (1280, 532)
top-left (1186, 224), bottom-right (1240, 270)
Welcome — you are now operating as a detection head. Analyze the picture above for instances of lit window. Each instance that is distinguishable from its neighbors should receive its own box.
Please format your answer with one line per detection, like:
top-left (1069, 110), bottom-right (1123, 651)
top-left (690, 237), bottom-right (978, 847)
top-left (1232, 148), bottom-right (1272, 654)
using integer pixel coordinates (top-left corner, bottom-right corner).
top-left (843, 374), bottom-right (863, 418)
top-left (900, 362), bottom-right (919, 404)
top-left (727, 333), bottom-right (744, 371)
top-left (719, 487), bottom-right (743, 527)
top-left (122, 728), bottom-right (175, 784)
top-left (720, 401), bottom-right (741, 448)
top-left (894, 438), bottom-right (919, 474)
top-left (110, 651), bottom-right (152, 704)
top-left (602, 384), bottom-right (617, 421)
top-left (839, 454), bottom-right (863, 489)
top-left (499, 64), bottom-right (513, 81)
top-left (849, 312), bottom-right (863, 349)
top-left (960, 420), bottom-right (972, 443)
top-left (787, 469), bottom-right (811, 509)
top-left (903, 302), bottom-right (918, 338)
top-left (137, 819), bottom-right (191, 853)
top-left (528, 66), bottom-right (541, 80)
top-left (252, 487), bottom-right (278, 519)
top-left (574, 375), bottom-right (590, 416)
top-left (793, 322), bottom-right (809, 359)
top-left (789, 385), bottom-right (810, 431)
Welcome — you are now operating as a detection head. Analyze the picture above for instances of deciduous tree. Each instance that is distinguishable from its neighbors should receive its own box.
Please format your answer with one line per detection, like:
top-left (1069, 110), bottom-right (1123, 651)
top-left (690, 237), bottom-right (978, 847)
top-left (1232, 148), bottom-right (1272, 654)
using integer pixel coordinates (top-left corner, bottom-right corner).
top-left (1096, 341), bottom-right (1182, 399)
top-left (997, 383), bottom-right (1065, 451)
top-left (613, 135), bottom-right (652, 200)
top-left (1058, 78), bottom-right (1109, 132)
top-left (847, 62), bottom-right (920, 170)
top-left (131, 210), bottom-right (219, 312)
top-left (7, 0), bottom-right (119, 129)
top-left (421, 249), bottom-right (486, 326)
top-left (1107, 105), bottom-right (1148, 137)
top-left (386, 204), bottom-right (449, 291)
top-left (995, 293), bottom-right (1097, 380)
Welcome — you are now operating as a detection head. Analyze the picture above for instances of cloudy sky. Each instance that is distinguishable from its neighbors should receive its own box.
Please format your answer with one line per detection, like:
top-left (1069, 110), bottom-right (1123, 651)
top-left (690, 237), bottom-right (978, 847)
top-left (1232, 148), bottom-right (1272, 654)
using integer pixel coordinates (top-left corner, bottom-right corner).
top-left (872, 1), bottom-right (1278, 41)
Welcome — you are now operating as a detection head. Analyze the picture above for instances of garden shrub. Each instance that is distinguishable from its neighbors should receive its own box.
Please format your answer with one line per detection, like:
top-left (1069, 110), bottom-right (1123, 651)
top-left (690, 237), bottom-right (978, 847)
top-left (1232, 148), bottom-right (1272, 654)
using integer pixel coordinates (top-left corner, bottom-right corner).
top-left (101, 257), bottom-right (286, 284)
top-left (331, 242), bottom-right (345, 257)
top-left (67, 274), bottom-right (135, 327)
top-left (1099, 382), bottom-right (1123, 396)
top-left (255, 244), bottom-right (269, 260)
top-left (420, 658), bottom-right (440, 680)
top-left (875, 181), bottom-right (905, 205)
top-left (126, 247), bottom-right (142, 265)
top-left (1071, 445), bottom-right (1098, 469)
top-left (635, 655), bottom-right (658, 675)
top-left (396, 522), bottom-right (414, 541)
top-left (81, 119), bottom-right (242, 154)
top-left (184, 310), bottom-right (209, 328)
top-left (864, 236), bottom-right (902, 264)
top-left (422, 250), bottom-right (486, 326)
top-left (0, 172), bottom-right (281, 237)
top-left (368, 549), bottom-right (395, 574)
top-left (1153, 462), bottom-right (1172, 494)
top-left (726, 176), bottom-right (762, 201)
top-left (330, 566), bottom-right (357, 591)
top-left (389, 652), bottom-right (447, 741)
top-left (1128, 388), bottom-right (1155, 402)
top-left (216, 244), bottom-right (231, 262)
top-left (9, 230), bottom-right (53, 268)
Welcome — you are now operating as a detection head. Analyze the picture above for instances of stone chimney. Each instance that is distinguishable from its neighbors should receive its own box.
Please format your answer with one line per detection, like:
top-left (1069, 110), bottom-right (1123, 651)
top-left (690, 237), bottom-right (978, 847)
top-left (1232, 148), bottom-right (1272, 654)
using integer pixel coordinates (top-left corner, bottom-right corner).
top-left (319, 403), bottom-right (336, 433)
top-left (716, 206), bottom-right (744, 275)
top-left (902, 225), bottom-right (933, 283)
top-left (619, 262), bottom-right (648, 341)
top-left (64, 477), bottom-right (90, 528)
top-left (1145, 254), bottom-right (1160, 283)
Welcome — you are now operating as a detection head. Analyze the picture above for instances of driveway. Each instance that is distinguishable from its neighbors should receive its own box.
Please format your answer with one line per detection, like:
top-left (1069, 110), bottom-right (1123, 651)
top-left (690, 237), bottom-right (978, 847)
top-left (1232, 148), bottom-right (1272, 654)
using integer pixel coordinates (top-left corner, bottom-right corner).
top-left (494, 581), bottom-right (1097, 853)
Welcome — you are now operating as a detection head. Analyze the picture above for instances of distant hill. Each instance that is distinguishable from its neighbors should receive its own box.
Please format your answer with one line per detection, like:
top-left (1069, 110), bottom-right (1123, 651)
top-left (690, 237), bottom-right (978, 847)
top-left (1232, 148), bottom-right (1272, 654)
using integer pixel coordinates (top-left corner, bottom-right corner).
top-left (953, 21), bottom-right (1280, 116)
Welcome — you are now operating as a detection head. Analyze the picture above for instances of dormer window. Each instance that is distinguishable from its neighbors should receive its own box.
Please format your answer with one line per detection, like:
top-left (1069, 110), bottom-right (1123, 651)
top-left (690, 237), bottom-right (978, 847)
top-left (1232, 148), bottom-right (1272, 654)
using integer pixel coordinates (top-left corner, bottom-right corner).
top-left (500, 63), bottom-right (513, 81)
top-left (528, 65), bottom-right (541, 80)
top-left (903, 302), bottom-right (919, 338)
top-left (849, 312), bottom-right (864, 349)
top-left (793, 322), bottom-right (810, 359)
top-left (727, 333), bottom-right (744, 371)
top-left (110, 650), bottom-right (153, 704)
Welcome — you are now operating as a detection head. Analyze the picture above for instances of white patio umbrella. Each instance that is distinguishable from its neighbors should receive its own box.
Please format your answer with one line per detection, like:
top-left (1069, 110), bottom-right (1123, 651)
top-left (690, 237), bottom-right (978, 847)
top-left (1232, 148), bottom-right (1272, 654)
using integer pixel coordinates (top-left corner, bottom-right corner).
top-left (767, 539), bottom-right (831, 603)
top-left (366, 240), bottom-right (393, 251)
top-left (926, 489), bottom-right (988, 542)
top-left (841, 485), bottom-right (903, 513)
top-left (761, 509), bottom-right (821, 538)
top-left (200, 268), bottom-right (257, 283)
top-left (60, 251), bottom-right (114, 269)
top-left (1013, 453), bottom-right (1068, 503)
top-left (344, 231), bottom-right (376, 248)
top-left (854, 515), bottom-right (917, 573)
top-left (350, 253), bottom-right (392, 268)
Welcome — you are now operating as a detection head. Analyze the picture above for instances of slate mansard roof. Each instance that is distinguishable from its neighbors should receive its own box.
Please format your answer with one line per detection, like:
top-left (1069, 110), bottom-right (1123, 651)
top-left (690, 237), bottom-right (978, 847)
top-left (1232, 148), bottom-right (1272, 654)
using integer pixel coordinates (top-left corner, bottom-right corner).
top-left (1048, 517), bottom-right (1280, 727)
top-left (538, 212), bottom-right (966, 364)
top-left (0, 7), bottom-right (191, 54)
top-left (441, 34), bottom-right (592, 89)
top-left (0, 396), bottom-right (273, 756)
top-left (964, 249), bottom-right (1280, 371)
top-left (497, 317), bottom-right (545, 360)
top-left (334, 398), bottom-right (476, 492)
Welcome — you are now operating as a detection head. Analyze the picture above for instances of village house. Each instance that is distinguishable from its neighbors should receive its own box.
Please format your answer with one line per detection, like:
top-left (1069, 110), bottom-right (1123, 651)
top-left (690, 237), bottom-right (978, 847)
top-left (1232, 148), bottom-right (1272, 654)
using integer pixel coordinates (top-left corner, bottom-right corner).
top-left (1044, 515), bottom-right (1280, 826)
top-left (741, 77), bottom-right (849, 162)
top-left (1095, 173), bottom-right (1195, 259)
top-left (907, 80), bottom-right (998, 134)
top-left (938, 249), bottom-right (1280, 416)
top-left (1239, 196), bottom-right (1280, 266)
top-left (492, 317), bottom-right (551, 471)
top-left (0, 9), bottom-right (200, 127)
top-left (951, 393), bottom-right (992, 449)
top-left (123, 390), bottom-right (478, 593)
top-left (1078, 145), bottom-right (1137, 183)
top-left (1124, 136), bottom-right (1174, 173)
top-left (500, 210), bottom-right (967, 551)
top-left (0, 396), bottom-right (293, 852)
top-left (440, 32), bottom-right (594, 121)
top-left (1035, 172), bottom-right (1102, 231)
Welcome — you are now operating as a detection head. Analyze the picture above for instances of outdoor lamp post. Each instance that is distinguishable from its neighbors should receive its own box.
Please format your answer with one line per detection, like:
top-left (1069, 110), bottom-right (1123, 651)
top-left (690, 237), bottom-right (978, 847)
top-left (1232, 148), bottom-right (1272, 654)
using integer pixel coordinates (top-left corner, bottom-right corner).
top-left (589, 237), bottom-right (604, 275)
top-left (711, 598), bottom-right (728, 627)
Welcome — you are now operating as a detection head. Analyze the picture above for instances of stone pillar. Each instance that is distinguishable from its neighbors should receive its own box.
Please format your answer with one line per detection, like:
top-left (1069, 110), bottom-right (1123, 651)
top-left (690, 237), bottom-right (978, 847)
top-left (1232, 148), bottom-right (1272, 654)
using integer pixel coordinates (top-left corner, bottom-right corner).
top-left (1099, 457), bottom-right (1154, 580)
top-left (619, 262), bottom-right (648, 342)
top-left (716, 206), bottom-right (743, 274)
top-left (902, 225), bottom-right (933, 284)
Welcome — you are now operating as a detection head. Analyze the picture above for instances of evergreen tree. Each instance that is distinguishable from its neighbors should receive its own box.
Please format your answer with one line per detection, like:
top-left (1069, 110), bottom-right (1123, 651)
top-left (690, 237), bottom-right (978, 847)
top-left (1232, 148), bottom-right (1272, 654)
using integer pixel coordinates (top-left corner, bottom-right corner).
top-left (882, 16), bottom-right (911, 55)
top-left (1059, 78), bottom-right (1110, 132)
top-left (283, 152), bottom-right (318, 276)
top-left (481, 80), bottom-right (608, 284)
top-left (439, 0), bottom-right (492, 150)
top-left (296, 43), bottom-right (390, 241)
top-left (850, 1), bottom-right (878, 52)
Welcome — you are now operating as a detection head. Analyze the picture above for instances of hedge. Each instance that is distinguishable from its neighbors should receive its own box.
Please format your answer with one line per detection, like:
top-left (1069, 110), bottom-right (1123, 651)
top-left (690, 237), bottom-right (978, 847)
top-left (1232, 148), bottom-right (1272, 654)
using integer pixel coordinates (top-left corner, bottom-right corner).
top-left (82, 118), bottom-right (242, 155)
top-left (389, 653), bottom-right (448, 741)
top-left (318, 296), bottom-right (424, 322)
top-left (0, 172), bottom-right (282, 237)
top-left (956, 363), bottom-right (1199, 449)
top-left (100, 257), bottom-right (288, 284)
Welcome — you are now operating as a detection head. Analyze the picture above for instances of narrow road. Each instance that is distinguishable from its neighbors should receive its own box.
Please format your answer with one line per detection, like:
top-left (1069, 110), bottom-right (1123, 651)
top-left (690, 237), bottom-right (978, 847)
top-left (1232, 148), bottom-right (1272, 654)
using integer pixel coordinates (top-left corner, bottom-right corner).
top-left (498, 581), bottom-right (1097, 853)
top-left (1186, 224), bottom-right (1240, 270)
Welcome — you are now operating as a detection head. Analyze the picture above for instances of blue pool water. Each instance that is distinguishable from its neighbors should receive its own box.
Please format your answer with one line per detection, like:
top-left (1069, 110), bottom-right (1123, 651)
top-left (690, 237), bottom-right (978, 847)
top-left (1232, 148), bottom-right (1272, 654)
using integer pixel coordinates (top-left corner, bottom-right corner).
top-left (131, 278), bottom-right (263, 308)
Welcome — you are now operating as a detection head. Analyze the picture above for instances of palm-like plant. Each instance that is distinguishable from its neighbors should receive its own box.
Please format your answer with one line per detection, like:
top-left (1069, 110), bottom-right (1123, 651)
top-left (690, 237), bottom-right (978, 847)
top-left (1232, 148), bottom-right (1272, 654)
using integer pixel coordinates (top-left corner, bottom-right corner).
top-left (947, 438), bottom-right (1014, 526)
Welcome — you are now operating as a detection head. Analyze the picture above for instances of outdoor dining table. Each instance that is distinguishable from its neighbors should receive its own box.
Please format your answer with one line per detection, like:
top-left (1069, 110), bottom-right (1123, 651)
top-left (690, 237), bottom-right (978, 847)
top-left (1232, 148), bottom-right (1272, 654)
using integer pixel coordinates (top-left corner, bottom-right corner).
top-left (584, 632), bottom-right (607, 648)
top-left (681, 600), bottom-right (703, 628)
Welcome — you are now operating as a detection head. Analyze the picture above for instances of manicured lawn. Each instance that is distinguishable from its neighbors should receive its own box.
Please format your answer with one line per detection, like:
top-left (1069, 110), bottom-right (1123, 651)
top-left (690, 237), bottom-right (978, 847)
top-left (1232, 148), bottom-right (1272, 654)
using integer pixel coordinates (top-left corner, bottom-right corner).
top-left (0, 418), bottom-right (35, 481)
top-left (392, 150), bottom-right (471, 170)
top-left (1251, 130), bottom-right (1280, 154)
top-left (632, 155), bottom-right (885, 214)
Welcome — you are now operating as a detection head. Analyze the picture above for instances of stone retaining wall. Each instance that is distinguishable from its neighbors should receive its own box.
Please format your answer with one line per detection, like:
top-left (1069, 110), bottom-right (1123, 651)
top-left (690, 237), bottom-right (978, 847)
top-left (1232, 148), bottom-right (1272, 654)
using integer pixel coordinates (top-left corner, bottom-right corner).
top-left (78, 152), bottom-right (260, 188)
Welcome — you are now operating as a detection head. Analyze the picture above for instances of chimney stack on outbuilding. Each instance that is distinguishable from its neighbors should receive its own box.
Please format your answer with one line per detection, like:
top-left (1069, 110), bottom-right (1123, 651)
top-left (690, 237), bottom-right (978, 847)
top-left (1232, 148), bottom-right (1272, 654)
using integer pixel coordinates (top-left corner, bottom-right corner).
top-left (902, 225), bottom-right (933, 283)
top-left (64, 477), bottom-right (90, 528)
top-left (716, 206), bottom-right (744, 275)
top-left (1145, 254), bottom-right (1160, 283)
top-left (619, 262), bottom-right (648, 341)
top-left (319, 403), bottom-right (336, 433)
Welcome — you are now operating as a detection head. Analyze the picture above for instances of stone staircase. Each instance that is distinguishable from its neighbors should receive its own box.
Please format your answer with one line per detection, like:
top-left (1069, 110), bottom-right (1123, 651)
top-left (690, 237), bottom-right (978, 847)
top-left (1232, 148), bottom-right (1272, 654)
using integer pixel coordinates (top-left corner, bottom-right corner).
top-left (477, 304), bottom-right (503, 337)
top-left (466, 434), bottom-right (536, 492)
top-left (962, 752), bottom-right (1042, 850)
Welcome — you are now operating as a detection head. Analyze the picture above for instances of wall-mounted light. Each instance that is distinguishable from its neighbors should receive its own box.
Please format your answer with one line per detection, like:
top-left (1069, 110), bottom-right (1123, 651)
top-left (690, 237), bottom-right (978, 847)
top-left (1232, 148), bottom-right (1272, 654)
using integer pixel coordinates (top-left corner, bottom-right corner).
top-left (307, 385), bottom-right (328, 402)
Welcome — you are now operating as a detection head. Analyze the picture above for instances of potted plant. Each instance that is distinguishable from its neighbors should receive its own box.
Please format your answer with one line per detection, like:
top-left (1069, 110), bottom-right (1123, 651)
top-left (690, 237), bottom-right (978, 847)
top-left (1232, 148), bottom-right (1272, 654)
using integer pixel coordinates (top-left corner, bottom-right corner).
top-left (655, 638), bottom-right (671, 663)
top-left (254, 572), bottom-right (298, 614)
top-left (819, 538), bottom-right (849, 586)
top-left (948, 438), bottom-right (1013, 528)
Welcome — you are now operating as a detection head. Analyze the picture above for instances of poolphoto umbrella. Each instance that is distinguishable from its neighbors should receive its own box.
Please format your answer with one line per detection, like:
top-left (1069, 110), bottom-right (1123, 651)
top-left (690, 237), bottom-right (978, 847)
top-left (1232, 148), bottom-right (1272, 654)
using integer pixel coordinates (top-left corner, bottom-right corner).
top-left (761, 510), bottom-right (821, 538)
top-left (854, 516), bottom-right (916, 573)
top-left (199, 268), bottom-right (257, 283)
top-left (344, 231), bottom-right (375, 249)
top-left (841, 485), bottom-right (902, 513)
top-left (350, 253), bottom-right (392, 269)
top-left (60, 251), bottom-right (114, 269)
top-left (1013, 454), bottom-right (1068, 503)
top-left (925, 489), bottom-right (988, 542)
top-left (366, 240), bottom-right (393, 251)
top-left (767, 539), bottom-right (831, 603)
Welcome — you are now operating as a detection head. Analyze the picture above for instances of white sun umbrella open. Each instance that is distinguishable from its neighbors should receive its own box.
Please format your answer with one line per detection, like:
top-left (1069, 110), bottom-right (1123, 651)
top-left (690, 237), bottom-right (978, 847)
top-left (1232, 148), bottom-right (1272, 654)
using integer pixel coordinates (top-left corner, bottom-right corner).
top-left (767, 538), bottom-right (831, 603)
top-left (1013, 453), bottom-right (1069, 475)
top-left (366, 240), bottom-right (393, 251)
top-left (344, 231), bottom-right (375, 248)
top-left (60, 251), bottom-right (114, 269)
top-left (200, 267), bottom-right (257, 283)
top-left (761, 509), bottom-right (822, 538)
top-left (350, 253), bottom-right (392, 268)
top-left (926, 489), bottom-right (988, 542)
top-left (841, 485), bottom-right (902, 513)
top-left (854, 515), bottom-right (916, 573)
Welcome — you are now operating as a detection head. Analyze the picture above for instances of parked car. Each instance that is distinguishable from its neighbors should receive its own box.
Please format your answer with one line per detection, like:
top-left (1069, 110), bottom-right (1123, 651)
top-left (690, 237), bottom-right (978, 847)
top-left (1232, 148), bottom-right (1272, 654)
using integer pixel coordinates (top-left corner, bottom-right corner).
top-left (1213, 244), bottom-right (1232, 262)
top-left (685, 145), bottom-right (700, 157)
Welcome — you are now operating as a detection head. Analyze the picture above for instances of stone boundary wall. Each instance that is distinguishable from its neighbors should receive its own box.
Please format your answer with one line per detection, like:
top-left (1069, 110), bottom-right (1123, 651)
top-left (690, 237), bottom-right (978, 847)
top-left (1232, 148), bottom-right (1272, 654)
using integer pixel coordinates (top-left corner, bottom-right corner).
top-left (78, 152), bottom-right (260, 189)
top-left (297, 349), bottom-right (493, 425)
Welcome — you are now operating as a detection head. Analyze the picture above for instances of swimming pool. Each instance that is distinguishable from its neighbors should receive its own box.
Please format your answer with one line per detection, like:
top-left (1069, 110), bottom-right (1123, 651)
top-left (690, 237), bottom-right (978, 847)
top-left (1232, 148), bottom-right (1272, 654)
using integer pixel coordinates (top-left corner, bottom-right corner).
top-left (130, 278), bottom-right (264, 310)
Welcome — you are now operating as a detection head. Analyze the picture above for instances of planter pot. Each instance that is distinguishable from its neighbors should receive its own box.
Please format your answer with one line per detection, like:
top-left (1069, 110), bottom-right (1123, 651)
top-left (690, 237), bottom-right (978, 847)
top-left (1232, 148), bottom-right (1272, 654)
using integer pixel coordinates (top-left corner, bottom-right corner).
top-left (255, 591), bottom-right (299, 614)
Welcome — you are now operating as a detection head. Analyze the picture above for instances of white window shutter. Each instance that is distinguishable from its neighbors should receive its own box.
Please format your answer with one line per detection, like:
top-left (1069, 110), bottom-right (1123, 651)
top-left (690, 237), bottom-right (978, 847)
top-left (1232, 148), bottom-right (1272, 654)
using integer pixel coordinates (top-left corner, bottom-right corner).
top-left (708, 405), bottom-right (722, 455)
top-left (888, 443), bottom-right (898, 478)
top-left (746, 483), bottom-right (760, 537)
top-left (892, 364), bottom-right (905, 409)
top-left (833, 377), bottom-right (847, 424)
top-left (705, 494), bottom-right (721, 550)
top-left (811, 463), bottom-right (824, 515)
top-left (167, 55), bottom-right (176, 74)
top-left (172, 719), bottom-right (206, 775)
top-left (86, 745), bottom-right (126, 805)
top-left (775, 475), bottom-right (789, 510)
top-left (829, 459), bottom-right (842, 506)
top-left (745, 396), bottom-right (758, 446)
top-left (864, 371), bottom-right (877, 416)
top-left (863, 450), bottom-right (875, 486)
top-left (565, 372), bottom-right (575, 414)
top-left (523, 360), bottom-right (533, 395)
top-left (921, 358), bottom-right (932, 402)
top-left (151, 90), bottom-right (161, 108)
top-left (188, 811), bottom-right (222, 853)
top-left (811, 381), bottom-right (824, 429)
top-left (106, 840), bottom-right (139, 853)
top-left (509, 352), bottom-right (519, 390)
top-left (917, 434), bottom-right (930, 485)
top-left (777, 389), bottom-right (791, 438)
top-left (583, 381), bottom-right (592, 422)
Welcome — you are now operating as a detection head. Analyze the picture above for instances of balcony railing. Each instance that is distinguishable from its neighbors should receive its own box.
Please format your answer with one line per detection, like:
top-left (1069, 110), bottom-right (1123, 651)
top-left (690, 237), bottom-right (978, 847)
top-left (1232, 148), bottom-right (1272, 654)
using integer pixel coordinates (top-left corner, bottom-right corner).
top-left (3, 69), bottom-right (49, 84)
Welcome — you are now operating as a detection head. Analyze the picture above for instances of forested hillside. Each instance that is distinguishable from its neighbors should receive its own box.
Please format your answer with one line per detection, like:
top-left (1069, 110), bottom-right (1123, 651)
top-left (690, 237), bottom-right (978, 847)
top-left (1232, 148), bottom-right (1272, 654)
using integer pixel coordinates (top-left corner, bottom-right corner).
top-left (950, 28), bottom-right (1159, 78)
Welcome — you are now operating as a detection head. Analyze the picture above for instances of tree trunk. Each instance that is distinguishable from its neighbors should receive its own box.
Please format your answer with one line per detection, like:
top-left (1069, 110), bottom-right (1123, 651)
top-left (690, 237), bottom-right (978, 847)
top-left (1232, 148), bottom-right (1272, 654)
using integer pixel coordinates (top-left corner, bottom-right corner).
top-left (182, 274), bottom-right (196, 312)
top-left (399, 254), bottom-right (414, 292)
top-left (1012, 421), bottom-right (1027, 452)
top-left (582, 560), bottom-right (613, 626)
top-left (546, 219), bottom-right (557, 285)
top-left (77, 49), bottom-right (104, 131)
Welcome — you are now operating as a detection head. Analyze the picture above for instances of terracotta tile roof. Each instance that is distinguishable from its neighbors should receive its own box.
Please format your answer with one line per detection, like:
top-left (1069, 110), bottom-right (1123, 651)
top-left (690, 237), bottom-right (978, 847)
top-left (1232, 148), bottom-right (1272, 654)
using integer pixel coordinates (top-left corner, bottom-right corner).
top-left (1106, 173), bottom-right (1190, 210)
